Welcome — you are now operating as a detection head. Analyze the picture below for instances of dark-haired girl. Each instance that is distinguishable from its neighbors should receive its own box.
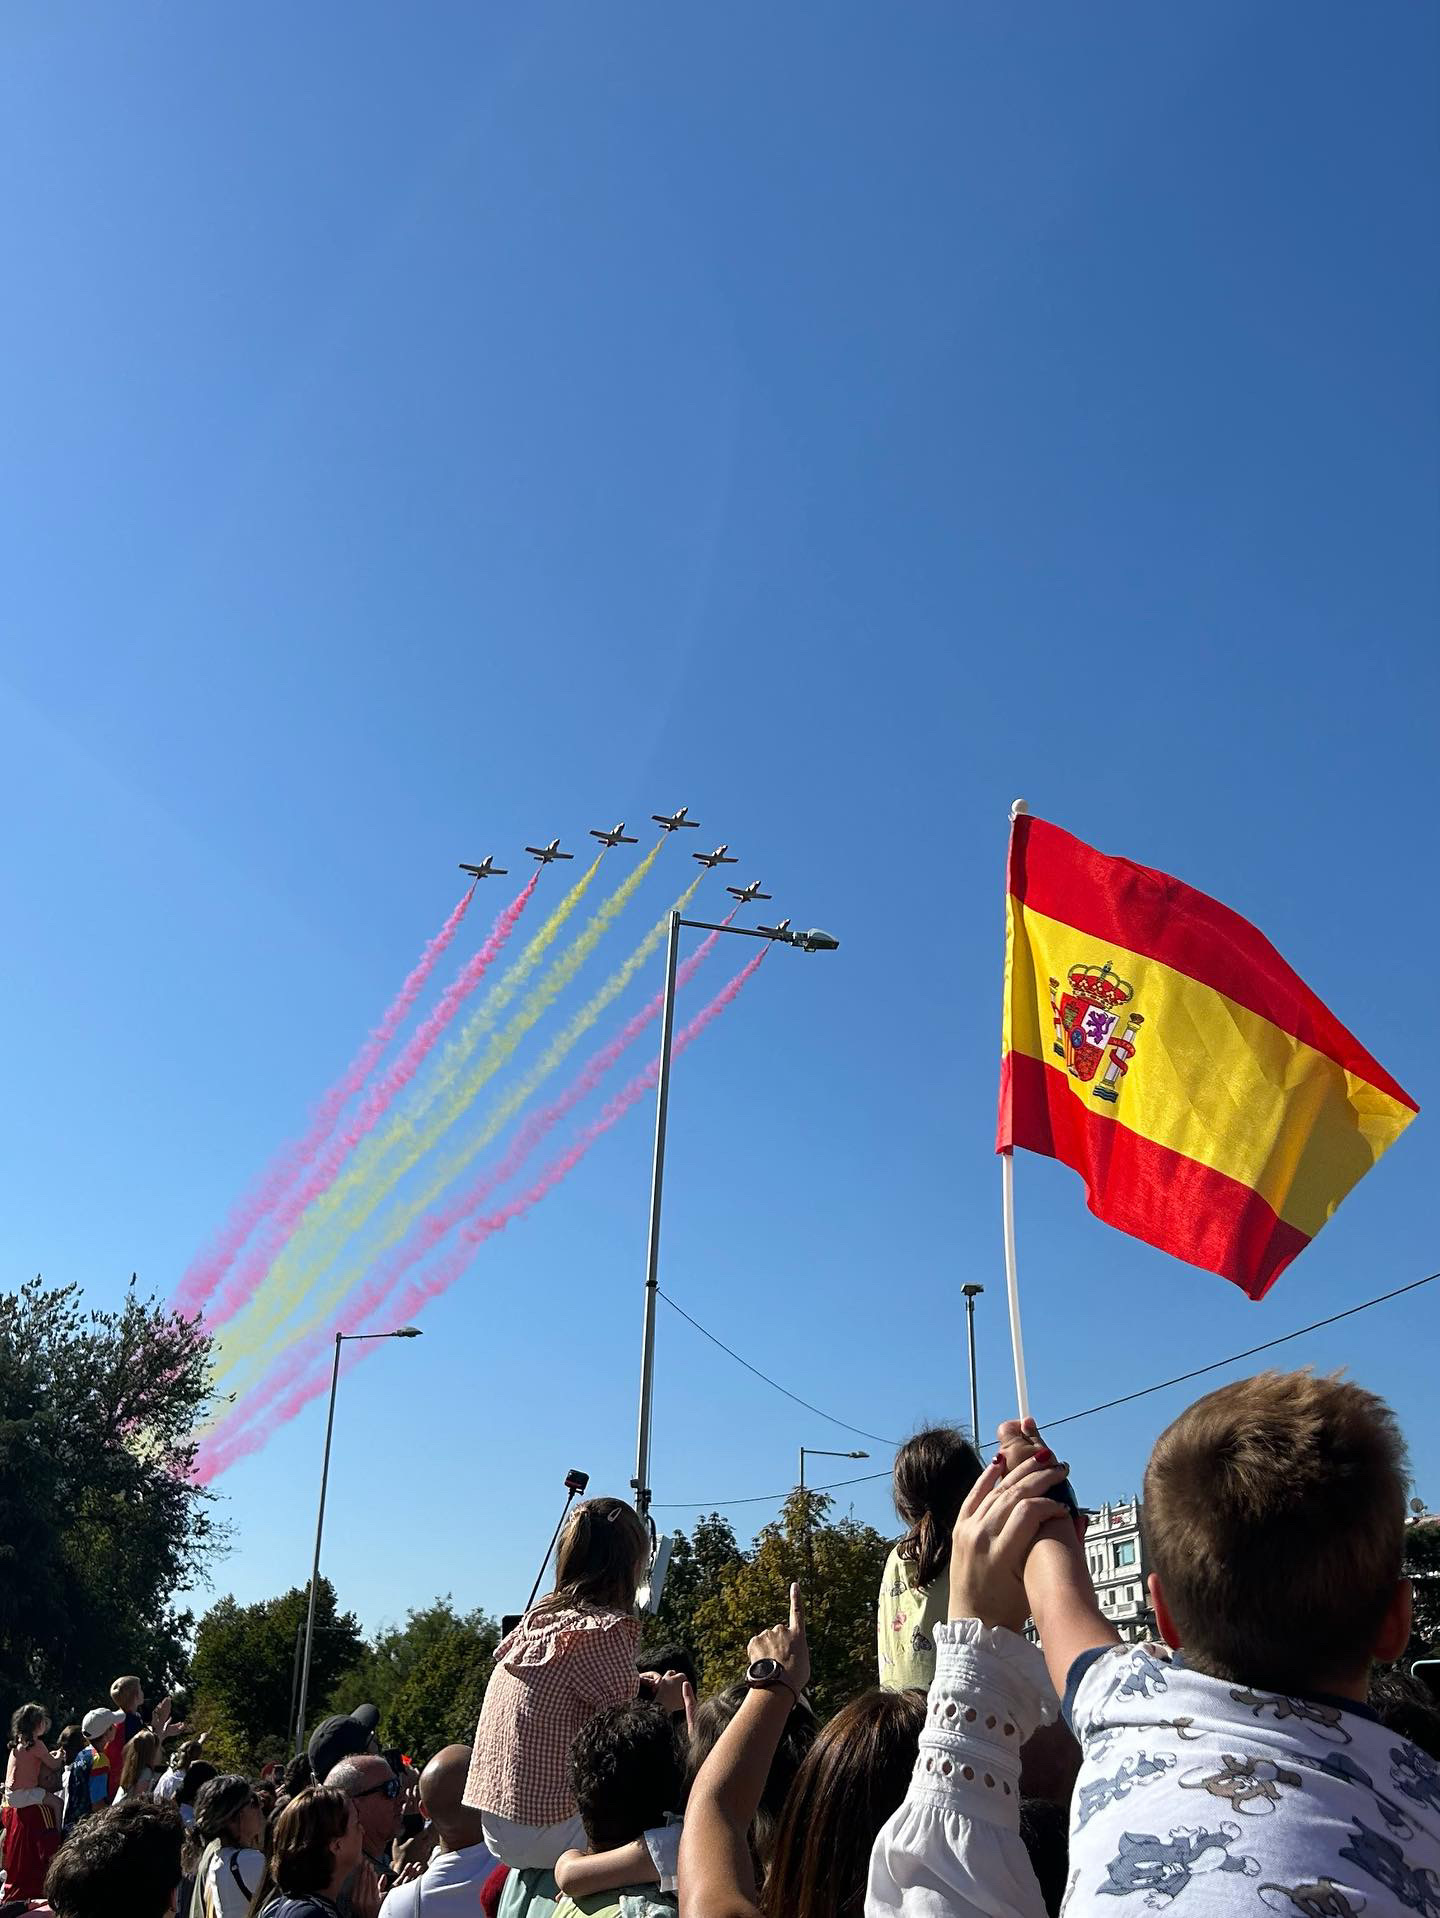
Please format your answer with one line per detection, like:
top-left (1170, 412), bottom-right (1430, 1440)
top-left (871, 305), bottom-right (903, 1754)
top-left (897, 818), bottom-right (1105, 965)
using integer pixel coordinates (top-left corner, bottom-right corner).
top-left (245, 1785), bottom-right (364, 1918)
top-left (2, 1703), bottom-right (63, 1898)
top-left (877, 1427), bottom-right (984, 1691)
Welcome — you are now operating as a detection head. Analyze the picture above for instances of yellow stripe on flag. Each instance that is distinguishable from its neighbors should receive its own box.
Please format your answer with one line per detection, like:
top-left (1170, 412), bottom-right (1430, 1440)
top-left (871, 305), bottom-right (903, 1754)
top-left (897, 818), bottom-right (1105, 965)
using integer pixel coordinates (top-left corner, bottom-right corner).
top-left (1006, 897), bottom-right (1415, 1239)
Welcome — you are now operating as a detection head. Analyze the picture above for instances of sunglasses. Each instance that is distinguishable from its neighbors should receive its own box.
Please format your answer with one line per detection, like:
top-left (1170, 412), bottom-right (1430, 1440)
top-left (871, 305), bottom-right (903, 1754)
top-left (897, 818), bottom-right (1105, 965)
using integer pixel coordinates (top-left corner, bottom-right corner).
top-left (354, 1776), bottom-right (401, 1801)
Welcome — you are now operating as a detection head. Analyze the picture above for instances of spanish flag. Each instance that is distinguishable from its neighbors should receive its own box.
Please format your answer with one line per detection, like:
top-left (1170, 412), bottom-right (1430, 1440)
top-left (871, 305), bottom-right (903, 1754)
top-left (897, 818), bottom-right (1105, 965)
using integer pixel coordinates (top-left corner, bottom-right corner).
top-left (997, 814), bottom-right (1418, 1300)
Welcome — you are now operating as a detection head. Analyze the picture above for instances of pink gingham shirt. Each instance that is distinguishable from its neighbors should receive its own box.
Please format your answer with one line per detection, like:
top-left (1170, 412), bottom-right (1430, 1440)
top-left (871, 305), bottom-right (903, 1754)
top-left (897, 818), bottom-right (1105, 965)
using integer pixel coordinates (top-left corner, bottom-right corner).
top-left (464, 1603), bottom-right (642, 1827)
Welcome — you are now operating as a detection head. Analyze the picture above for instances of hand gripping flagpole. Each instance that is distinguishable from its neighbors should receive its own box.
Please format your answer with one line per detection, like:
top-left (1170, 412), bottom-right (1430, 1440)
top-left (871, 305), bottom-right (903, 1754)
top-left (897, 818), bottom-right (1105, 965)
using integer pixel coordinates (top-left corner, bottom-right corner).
top-left (1002, 797), bottom-right (1031, 1422)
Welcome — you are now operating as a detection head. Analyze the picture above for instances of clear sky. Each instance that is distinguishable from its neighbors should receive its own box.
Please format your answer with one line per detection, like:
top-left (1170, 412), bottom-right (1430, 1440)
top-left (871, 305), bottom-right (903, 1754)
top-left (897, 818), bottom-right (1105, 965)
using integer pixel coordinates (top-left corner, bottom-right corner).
top-left (3, 3), bottom-right (1436, 1639)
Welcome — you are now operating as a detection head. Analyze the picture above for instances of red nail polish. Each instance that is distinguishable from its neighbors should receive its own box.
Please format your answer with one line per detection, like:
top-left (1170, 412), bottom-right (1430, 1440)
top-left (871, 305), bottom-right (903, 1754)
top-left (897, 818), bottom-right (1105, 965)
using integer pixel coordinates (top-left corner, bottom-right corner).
top-left (992, 1451), bottom-right (1006, 1469)
top-left (1034, 1447), bottom-right (1054, 1465)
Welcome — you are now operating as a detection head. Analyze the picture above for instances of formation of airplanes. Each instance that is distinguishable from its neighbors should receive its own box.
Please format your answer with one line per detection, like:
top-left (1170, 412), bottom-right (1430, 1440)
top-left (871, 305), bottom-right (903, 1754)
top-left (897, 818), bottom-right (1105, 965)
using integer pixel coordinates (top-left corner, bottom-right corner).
top-left (459, 812), bottom-right (804, 937)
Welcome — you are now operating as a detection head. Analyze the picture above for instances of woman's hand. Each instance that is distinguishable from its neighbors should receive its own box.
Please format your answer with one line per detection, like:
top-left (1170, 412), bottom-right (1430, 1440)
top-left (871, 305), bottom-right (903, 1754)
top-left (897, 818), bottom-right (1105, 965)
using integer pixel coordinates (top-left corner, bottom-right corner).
top-left (747, 1583), bottom-right (810, 1696)
top-left (949, 1450), bottom-right (1073, 1633)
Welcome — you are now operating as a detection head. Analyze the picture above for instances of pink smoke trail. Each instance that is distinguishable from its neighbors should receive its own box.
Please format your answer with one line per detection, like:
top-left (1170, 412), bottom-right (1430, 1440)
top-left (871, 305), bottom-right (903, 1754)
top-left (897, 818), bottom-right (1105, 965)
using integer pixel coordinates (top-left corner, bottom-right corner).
top-left (195, 947), bottom-right (766, 1482)
top-left (193, 917), bottom-right (735, 1472)
top-left (172, 883), bottom-right (478, 1319)
top-left (206, 872), bottom-right (540, 1329)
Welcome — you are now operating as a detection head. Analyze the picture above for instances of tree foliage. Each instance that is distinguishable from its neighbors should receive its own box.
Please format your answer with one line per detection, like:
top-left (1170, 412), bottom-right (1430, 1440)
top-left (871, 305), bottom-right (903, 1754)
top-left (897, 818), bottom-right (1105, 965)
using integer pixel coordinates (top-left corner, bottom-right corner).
top-left (189, 1580), bottom-right (364, 1773)
top-left (1404, 1520), bottom-right (1440, 1659)
top-left (328, 1599), bottom-right (500, 1759)
top-left (649, 1494), bottom-right (889, 1719)
top-left (0, 1275), bottom-right (222, 1722)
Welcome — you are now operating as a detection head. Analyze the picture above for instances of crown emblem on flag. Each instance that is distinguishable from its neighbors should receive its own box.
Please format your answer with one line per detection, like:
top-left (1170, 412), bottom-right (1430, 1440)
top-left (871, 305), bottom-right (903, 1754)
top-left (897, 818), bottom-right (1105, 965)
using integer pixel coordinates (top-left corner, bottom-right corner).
top-left (1049, 960), bottom-right (1145, 1104)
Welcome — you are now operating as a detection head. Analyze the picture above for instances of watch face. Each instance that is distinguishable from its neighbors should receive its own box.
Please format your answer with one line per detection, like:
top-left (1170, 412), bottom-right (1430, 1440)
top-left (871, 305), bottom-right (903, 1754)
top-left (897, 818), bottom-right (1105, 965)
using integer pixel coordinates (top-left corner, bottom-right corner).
top-left (748, 1658), bottom-right (780, 1683)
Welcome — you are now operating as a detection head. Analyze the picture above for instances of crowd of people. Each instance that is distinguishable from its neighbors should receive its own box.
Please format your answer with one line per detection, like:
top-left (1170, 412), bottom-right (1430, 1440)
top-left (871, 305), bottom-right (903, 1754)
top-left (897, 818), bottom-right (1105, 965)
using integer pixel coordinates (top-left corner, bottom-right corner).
top-left (4, 1367), bottom-right (1439, 1916)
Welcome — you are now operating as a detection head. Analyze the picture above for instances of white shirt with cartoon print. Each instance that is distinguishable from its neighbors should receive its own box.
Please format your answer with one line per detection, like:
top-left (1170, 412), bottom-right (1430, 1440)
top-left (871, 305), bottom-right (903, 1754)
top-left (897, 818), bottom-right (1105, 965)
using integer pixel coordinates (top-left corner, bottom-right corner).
top-left (1062, 1640), bottom-right (1440, 1914)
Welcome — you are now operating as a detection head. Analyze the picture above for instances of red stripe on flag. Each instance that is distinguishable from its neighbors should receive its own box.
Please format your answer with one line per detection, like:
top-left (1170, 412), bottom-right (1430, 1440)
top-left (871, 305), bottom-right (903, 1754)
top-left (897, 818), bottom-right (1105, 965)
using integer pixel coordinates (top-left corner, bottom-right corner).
top-left (1009, 817), bottom-right (1417, 1112)
top-left (997, 1050), bottom-right (1310, 1300)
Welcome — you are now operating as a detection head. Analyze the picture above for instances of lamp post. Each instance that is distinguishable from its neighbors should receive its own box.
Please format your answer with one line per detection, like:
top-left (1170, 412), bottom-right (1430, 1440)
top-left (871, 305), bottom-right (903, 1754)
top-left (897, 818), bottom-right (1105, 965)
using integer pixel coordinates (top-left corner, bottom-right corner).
top-left (797, 1447), bottom-right (869, 1570)
top-left (632, 912), bottom-right (839, 1525)
top-left (294, 1326), bottom-right (423, 1756)
top-left (962, 1284), bottom-right (984, 1448)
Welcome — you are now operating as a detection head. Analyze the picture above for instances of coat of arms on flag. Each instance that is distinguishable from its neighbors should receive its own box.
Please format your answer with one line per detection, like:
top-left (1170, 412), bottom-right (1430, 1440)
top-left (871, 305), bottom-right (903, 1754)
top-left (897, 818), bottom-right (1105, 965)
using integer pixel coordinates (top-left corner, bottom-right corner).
top-left (1049, 962), bottom-right (1145, 1105)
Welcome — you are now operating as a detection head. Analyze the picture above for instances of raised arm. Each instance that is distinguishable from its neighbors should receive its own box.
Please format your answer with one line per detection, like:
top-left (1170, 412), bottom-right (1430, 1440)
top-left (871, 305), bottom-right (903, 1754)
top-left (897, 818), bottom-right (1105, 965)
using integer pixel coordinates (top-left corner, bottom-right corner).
top-left (678, 1586), bottom-right (810, 1918)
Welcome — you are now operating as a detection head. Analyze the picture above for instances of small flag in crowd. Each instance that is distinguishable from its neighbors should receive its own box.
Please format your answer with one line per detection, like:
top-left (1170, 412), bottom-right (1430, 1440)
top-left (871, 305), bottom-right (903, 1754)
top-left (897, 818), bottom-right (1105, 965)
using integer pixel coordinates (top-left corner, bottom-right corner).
top-left (997, 813), bottom-right (1418, 1300)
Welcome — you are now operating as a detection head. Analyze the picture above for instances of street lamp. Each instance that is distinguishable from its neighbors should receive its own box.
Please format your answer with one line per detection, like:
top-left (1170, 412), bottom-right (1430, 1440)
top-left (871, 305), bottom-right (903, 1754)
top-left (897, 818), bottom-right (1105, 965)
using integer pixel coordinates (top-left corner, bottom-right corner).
top-left (294, 1326), bottom-right (423, 1755)
top-left (798, 1446), bottom-right (870, 1491)
top-left (632, 911), bottom-right (840, 1523)
top-left (962, 1284), bottom-right (984, 1448)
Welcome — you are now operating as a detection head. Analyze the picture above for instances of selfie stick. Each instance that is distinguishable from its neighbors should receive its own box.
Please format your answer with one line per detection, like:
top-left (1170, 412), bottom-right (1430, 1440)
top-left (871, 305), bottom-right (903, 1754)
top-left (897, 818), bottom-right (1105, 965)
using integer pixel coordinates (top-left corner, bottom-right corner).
top-left (524, 1470), bottom-right (589, 1613)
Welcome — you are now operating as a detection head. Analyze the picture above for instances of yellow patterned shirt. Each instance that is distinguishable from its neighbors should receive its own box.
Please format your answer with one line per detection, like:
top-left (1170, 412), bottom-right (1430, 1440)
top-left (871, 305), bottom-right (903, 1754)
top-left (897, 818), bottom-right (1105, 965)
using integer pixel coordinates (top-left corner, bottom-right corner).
top-left (876, 1542), bottom-right (947, 1692)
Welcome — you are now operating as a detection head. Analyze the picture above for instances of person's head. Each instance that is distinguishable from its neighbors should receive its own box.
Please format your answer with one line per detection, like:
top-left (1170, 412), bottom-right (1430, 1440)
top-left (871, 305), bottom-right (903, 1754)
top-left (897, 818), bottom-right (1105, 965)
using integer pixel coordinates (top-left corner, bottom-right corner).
top-left (570, 1701), bottom-right (684, 1852)
top-left (892, 1427), bottom-right (985, 1589)
top-left (636, 1644), bottom-right (699, 1691)
top-left (280, 1750), bottom-right (314, 1801)
top-left (120, 1730), bottom-right (162, 1791)
top-left (417, 1744), bottom-right (487, 1852)
top-left (1368, 1666), bottom-right (1440, 1761)
top-left (109, 1675), bottom-right (144, 1716)
top-left (58, 1724), bottom-right (86, 1766)
top-left (253, 1779), bottom-right (277, 1819)
top-left (194, 1773), bottom-right (266, 1854)
top-left (326, 1752), bottom-right (403, 1857)
top-left (538, 1497), bottom-right (650, 1616)
top-left (44, 1797), bottom-right (183, 1918)
top-left (10, 1702), bottom-right (50, 1749)
top-left (688, 1684), bottom-right (817, 1874)
top-left (763, 1689), bottom-right (925, 1918)
top-left (1018, 1798), bottom-right (1071, 1918)
top-left (306, 1703), bottom-right (379, 1784)
top-left (81, 1707), bottom-right (124, 1750)
top-left (167, 1738), bottom-right (203, 1776)
top-left (268, 1787), bottom-right (362, 1900)
top-left (1143, 1369), bottom-right (1412, 1693)
top-left (178, 1761), bottom-right (217, 1809)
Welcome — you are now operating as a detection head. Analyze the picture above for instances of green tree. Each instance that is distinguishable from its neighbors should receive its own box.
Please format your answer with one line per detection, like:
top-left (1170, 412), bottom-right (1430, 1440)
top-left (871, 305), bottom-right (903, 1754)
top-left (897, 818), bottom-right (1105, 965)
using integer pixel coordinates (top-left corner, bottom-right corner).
top-left (190, 1581), bottom-right (364, 1772)
top-left (642, 1513), bottom-right (745, 1656)
top-left (1404, 1520), bottom-right (1440, 1658)
top-left (328, 1599), bottom-right (499, 1760)
top-left (663, 1494), bottom-right (888, 1718)
top-left (0, 1275), bottom-right (222, 1721)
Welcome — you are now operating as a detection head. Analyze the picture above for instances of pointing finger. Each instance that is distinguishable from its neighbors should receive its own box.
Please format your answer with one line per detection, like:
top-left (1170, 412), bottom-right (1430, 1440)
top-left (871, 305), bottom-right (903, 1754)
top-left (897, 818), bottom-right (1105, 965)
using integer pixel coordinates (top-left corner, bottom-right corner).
top-left (790, 1581), bottom-right (805, 1636)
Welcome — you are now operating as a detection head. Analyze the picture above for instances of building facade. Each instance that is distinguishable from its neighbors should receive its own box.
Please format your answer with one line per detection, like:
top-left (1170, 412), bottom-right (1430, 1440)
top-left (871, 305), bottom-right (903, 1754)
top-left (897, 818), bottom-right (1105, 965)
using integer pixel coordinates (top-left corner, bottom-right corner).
top-left (1084, 1496), bottom-right (1152, 1642)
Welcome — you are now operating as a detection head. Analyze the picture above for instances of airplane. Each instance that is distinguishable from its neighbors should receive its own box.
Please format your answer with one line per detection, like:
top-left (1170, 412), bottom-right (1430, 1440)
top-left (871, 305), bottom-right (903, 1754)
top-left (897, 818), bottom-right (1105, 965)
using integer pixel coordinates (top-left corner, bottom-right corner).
top-left (757, 918), bottom-right (792, 940)
top-left (652, 806), bottom-right (700, 832)
top-left (693, 844), bottom-right (738, 869)
top-left (526, 838), bottom-right (574, 864)
top-left (458, 855), bottom-right (508, 880)
top-left (590, 823), bottom-right (638, 848)
top-left (726, 879), bottom-right (772, 904)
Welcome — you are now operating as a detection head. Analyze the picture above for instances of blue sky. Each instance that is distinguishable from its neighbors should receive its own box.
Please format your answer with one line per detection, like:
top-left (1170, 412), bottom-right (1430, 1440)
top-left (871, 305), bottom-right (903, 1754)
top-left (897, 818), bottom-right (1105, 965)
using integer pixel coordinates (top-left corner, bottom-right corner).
top-left (2, 3), bottom-right (1437, 1639)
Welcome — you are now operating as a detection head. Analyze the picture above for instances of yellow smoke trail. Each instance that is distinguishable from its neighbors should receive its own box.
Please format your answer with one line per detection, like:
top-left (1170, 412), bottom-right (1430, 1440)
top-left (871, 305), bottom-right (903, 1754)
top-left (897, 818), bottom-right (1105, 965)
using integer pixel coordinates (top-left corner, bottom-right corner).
top-left (210, 872), bottom-right (705, 1404)
top-left (211, 843), bottom-right (662, 1381)
top-left (205, 853), bottom-right (606, 1379)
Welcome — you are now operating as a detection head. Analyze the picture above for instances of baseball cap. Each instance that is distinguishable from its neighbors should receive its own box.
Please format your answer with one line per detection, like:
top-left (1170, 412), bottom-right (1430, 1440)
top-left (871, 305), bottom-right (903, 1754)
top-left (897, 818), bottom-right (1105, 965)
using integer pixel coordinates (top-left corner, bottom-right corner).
top-left (82, 1708), bottom-right (124, 1740)
top-left (308, 1703), bottom-right (380, 1782)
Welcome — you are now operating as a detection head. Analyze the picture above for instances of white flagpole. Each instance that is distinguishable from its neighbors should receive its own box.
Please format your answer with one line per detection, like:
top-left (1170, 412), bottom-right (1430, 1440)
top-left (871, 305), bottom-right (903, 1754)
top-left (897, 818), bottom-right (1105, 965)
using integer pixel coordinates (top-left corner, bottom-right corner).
top-left (1002, 797), bottom-right (1032, 1422)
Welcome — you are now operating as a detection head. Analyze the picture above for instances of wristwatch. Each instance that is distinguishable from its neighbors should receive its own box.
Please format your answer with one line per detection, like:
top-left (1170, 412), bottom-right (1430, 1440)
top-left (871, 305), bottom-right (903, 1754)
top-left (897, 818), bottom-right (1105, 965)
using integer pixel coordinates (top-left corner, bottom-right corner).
top-left (745, 1657), bottom-right (800, 1698)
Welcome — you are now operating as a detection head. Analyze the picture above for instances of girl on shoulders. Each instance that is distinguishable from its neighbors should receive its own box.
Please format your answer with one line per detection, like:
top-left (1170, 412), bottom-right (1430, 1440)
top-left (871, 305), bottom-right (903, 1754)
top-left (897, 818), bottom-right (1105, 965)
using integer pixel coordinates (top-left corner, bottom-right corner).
top-left (2, 1703), bottom-right (64, 1898)
top-left (877, 1427), bottom-right (983, 1692)
top-left (464, 1496), bottom-right (685, 1873)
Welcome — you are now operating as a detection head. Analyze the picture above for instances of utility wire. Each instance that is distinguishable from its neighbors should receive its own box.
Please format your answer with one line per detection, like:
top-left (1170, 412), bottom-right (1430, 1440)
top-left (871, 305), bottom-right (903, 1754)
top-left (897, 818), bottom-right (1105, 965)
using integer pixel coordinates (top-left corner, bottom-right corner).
top-left (657, 1290), bottom-right (900, 1447)
top-left (652, 1267), bottom-right (1439, 1512)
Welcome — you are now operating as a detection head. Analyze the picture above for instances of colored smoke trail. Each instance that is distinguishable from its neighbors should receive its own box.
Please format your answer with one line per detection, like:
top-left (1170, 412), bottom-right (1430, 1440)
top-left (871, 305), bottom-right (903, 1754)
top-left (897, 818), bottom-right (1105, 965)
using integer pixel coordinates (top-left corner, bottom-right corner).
top-left (206, 872), bottom-right (539, 1328)
top-left (194, 902), bottom-right (728, 1469)
top-left (208, 844), bottom-right (655, 1390)
top-left (172, 882), bottom-right (477, 1321)
top-left (196, 947), bottom-right (766, 1483)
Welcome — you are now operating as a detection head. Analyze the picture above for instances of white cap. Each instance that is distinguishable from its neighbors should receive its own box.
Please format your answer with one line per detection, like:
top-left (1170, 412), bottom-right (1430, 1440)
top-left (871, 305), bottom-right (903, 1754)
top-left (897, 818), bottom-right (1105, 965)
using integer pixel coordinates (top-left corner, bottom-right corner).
top-left (82, 1708), bottom-right (123, 1740)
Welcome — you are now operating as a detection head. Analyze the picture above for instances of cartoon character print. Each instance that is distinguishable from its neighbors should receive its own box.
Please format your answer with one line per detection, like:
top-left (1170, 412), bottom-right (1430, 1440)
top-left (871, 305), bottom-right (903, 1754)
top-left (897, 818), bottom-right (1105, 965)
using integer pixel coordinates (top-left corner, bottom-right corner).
top-left (1076, 1751), bottom-right (1177, 1829)
top-left (1391, 1742), bottom-right (1440, 1817)
top-left (1301, 1752), bottom-right (1415, 1841)
top-left (1098, 1647), bottom-right (1172, 1711)
top-left (910, 1627), bottom-right (935, 1658)
top-left (1257, 1881), bottom-right (1366, 1917)
top-left (1228, 1686), bottom-right (1353, 1745)
top-left (1338, 1818), bottom-right (1440, 1916)
top-left (1097, 1821), bottom-right (1260, 1908)
top-left (1177, 1752), bottom-right (1302, 1816)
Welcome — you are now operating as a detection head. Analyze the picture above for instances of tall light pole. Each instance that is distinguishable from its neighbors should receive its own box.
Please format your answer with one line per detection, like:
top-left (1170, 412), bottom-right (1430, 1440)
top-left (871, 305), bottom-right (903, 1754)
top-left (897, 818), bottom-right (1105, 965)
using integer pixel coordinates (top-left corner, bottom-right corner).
top-left (632, 912), bottom-right (839, 1525)
top-left (962, 1284), bottom-right (984, 1448)
top-left (294, 1326), bottom-right (422, 1756)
